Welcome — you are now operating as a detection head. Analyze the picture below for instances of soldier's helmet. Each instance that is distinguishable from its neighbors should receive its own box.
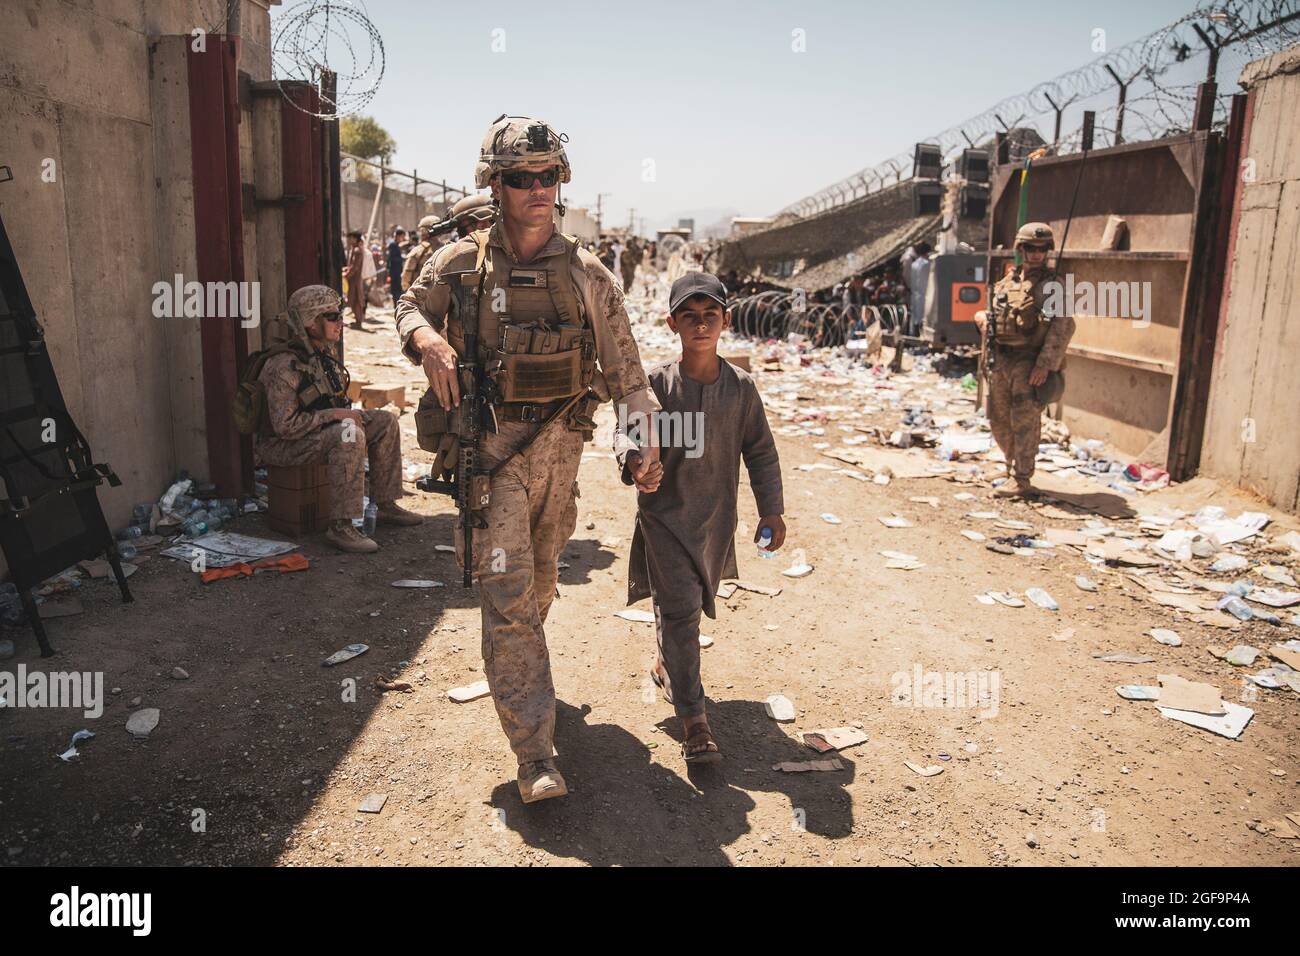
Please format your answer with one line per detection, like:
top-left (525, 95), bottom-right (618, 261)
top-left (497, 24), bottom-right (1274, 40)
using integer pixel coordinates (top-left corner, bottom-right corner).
top-left (474, 115), bottom-right (571, 189)
top-left (450, 194), bottom-right (495, 228)
top-left (417, 214), bottom-right (440, 237)
top-left (1014, 222), bottom-right (1055, 249)
top-left (287, 284), bottom-right (343, 326)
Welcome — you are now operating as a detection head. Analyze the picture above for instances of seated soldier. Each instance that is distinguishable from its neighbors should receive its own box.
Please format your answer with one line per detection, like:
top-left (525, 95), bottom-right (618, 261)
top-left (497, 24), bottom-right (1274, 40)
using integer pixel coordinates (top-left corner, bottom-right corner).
top-left (256, 285), bottom-right (423, 553)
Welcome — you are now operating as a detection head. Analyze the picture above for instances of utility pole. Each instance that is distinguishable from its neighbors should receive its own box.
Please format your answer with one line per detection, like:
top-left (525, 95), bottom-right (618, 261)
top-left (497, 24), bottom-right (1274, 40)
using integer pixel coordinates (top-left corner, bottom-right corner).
top-left (627, 207), bottom-right (636, 234)
top-left (595, 192), bottom-right (610, 234)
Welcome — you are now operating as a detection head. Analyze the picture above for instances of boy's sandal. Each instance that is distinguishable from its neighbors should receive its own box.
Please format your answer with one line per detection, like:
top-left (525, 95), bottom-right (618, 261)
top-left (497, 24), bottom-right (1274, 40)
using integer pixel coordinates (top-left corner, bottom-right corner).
top-left (682, 719), bottom-right (722, 764)
top-left (650, 663), bottom-right (673, 704)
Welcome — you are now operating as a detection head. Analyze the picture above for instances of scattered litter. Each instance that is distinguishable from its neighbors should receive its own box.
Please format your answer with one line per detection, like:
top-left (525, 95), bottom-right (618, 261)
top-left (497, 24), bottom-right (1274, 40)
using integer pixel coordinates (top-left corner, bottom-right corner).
top-left (1268, 641), bottom-right (1300, 671)
top-left (1051, 627), bottom-right (1075, 642)
top-left (909, 496), bottom-right (940, 508)
top-left (880, 550), bottom-right (918, 562)
top-left (375, 677), bottom-right (413, 693)
top-left (820, 513), bottom-right (842, 525)
top-left (1075, 575), bottom-right (1098, 592)
top-left (987, 591), bottom-right (1025, 608)
top-left (58, 729), bottom-right (95, 761)
top-left (975, 593), bottom-right (996, 605)
top-left (391, 579), bottom-right (444, 588)
top-left (716, 582), bottom-right (738, 600)
top-left (448, 680), bottom-right (490, 703)
top-left (960, 530), bottom-right (986, 542)
top-left (434, 544), bottom-right (456, 553)
top-left (1157, 674), bottom-right (1224, 715)
top-left (802, 727), bottom-right (868, 753)
top-left (1259, 565), bottom-right (1297, 587)
top-left (1209, 555), bottom-right (1250, 573)
top-left (1157, 699), bottom-right (1253, 739)
top-left (967, 511), bottom-right (1000, 520)
top-left (781, 563), bottom-right (814, 579)
top-left (773, 759), bottom-right (843, 773)
top-left (614, 608), bottom-right (656, 623)
top-left (171, 666), bottom-right (189, 680)
top-left (1116, 685), bottom-right (1160, 701)
top-left (1025, 587), bottom-right (1058, 611)
top-left (1150, 628), bottom-right (1182, 647)
top-left (1096, 653), bottom-right (1157, 664)
top-left (38, 598), bottom-right (84, 619)
top-left (734, 581), bottom-right (782, 596)
top-left (878, 514), bottom-right (914, 529)
top-left (322, 644), bottom-right (369, 667)
top-left (1246, 587), bottom-right (1300, 608)
top-left (126, 708), bottom-right (160, 738)
top-left (357, 793), bottom-right (388, 814)
top-left (161, 531), bottom-right (297, 569)
top-left (699, 635), bottom-right (713, 648)
top-left (764, 694), bottom-right (796, 722)
top-left (904, 761), bottom-right (944, 777)
top-left (1224, 644), bottom-right (1260, 666)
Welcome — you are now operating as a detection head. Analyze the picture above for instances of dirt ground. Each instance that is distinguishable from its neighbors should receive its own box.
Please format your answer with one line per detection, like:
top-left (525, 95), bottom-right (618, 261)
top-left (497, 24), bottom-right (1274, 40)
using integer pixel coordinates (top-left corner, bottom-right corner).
top-left (2, 303), bottom-right (1298, 868)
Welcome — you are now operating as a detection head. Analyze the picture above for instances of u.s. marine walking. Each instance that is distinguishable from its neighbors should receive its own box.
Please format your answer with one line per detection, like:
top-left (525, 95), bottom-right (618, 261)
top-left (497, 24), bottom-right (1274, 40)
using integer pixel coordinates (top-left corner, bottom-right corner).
top-left (976, 222), bottom-right (1076, 498)
top-left (395, 115), bottom-right (661, 802)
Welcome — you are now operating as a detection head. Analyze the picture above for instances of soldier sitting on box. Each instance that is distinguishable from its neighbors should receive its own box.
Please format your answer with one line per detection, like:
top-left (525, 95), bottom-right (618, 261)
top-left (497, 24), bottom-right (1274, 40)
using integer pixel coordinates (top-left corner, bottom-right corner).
top-left (256, 285), bottom-right (423, 553)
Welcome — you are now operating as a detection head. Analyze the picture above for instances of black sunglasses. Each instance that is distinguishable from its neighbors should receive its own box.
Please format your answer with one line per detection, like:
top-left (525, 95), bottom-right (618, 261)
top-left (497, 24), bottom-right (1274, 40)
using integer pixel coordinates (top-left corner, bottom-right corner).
top-left (319, 312), bottom-right (343, 323)
top-left (500, 168), bottom-right (559, 190)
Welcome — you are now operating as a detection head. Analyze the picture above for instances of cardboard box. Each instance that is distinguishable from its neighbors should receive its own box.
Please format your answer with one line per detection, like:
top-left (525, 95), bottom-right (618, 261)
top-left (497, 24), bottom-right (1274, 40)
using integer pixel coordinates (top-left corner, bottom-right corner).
top-left (360, 384), bottom-right (406, 409)
top-left (268, 463), bottom-right (329, 491)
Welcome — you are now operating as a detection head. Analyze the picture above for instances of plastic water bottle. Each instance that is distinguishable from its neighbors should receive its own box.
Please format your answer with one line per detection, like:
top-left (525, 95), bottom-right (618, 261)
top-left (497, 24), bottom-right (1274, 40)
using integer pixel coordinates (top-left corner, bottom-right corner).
top-left (115, 525), bottom-right (144, 540)
top-left (1217, 595), bottom-right (1254, 621)
top-left (117, 542), bottom-right (138, 561)
top-left (363, 500), bottom-right (378, 537)
top-left (757, 527), bottom-right (774, 559)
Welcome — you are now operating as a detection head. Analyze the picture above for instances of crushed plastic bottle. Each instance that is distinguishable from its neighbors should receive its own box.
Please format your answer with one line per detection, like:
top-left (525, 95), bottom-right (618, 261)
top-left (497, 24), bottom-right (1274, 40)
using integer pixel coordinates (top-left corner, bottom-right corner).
top-left (117, 542), bottom-right (138, 561)
top-left (115, 525), bottom-right (144, 541)
top-left (757, 527), bottom-right (775, 559)
top-left (1217, 595), bottom-right (1254, 621)
top-left (363, 500), bottom-right (378, 537)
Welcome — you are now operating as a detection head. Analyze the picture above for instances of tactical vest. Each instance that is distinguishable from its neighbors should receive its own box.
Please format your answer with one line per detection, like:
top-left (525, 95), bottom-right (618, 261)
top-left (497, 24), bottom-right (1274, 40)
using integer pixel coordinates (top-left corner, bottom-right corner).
top-left (990, 267), bottom-right (1054, 351)
top-left (449, 231), bottom-right (597, 405)
top-left (402, 240), bottom-right (434, 288)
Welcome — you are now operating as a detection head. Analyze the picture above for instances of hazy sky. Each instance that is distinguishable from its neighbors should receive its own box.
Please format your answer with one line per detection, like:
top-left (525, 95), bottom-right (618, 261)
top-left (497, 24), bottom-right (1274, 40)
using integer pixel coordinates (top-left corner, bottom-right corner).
top-left (274, 0), bottom-right (1202, 230)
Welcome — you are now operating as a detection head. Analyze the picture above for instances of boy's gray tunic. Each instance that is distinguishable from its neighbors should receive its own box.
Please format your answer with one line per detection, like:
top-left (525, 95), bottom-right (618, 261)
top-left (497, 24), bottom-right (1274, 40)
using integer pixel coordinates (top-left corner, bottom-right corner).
top-left (615, 359), bottom-right (784, 618)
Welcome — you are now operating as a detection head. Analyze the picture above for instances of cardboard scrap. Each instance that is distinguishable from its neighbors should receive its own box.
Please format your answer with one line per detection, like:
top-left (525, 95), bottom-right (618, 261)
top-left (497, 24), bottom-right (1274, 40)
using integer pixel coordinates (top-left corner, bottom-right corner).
top-left (1157, 674), bottom-right (1225, 715)
top-left (803, 727), bottom-right (869, 753)
top-left (773, 759), bottom-right (843, 773)
top-left (448, 680), bottom-right (490, 703)
top-left (1157, 700), bottom-right (1253, 740)
top-left (904, 761), bottom-right (944, 777)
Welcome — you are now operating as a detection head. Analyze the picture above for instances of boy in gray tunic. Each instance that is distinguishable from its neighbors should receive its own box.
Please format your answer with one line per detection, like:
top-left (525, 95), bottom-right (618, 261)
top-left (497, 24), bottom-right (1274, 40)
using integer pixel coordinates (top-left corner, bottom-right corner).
top-left (617, 273), bottom-right (786, 763)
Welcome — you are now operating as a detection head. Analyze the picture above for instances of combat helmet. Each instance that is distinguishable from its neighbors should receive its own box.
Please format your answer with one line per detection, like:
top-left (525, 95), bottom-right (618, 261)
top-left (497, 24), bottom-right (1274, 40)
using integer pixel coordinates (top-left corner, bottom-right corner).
top-left (450, 193), bottom-right (496, 229)
top-left (474, 115), bottom-right (571, 189)
top-left (287, 284), bottom-right (343, 327)
top-left (1014, 222), bottom-right (1055, 249)
top-left (416, 214), bottom-right (440, 238)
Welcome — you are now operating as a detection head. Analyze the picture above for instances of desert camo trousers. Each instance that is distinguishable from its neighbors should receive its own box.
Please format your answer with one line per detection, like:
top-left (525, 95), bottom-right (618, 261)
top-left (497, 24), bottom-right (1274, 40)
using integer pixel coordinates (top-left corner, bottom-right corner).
top-left (987, 351), bottom-right (1042, 480)
top-left (256, 409), bottom-right (402, 520)
top-left (456, 417), bottom-right (585, 765)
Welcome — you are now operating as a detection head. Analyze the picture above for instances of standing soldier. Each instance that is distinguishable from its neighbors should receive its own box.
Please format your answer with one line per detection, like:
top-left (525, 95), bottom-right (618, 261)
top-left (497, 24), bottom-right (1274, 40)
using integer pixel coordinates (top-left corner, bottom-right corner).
top-left (402, 215), bottom-right (444, 292)
top-left (446, 193), bottom-right (496, 239)
top-left (620, 236), bottom-right (640, 292)
top-left (975, 222), bottom-right (1075, 498)
top-left (396, 115), bottom-right (661, 803)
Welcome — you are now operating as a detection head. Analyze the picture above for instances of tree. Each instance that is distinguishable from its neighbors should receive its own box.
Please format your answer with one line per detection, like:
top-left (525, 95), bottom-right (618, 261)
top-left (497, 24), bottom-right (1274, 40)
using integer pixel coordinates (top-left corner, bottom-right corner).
top-left (340, 115), bottom-right (396, 163)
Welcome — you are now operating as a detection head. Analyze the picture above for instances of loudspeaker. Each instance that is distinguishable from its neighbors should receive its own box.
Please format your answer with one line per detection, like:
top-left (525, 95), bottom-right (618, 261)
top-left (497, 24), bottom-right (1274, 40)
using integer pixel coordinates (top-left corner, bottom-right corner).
top-left (959, 148), bottom-right (990, 183)
top-left (913, 143), bottom-right (942, 181)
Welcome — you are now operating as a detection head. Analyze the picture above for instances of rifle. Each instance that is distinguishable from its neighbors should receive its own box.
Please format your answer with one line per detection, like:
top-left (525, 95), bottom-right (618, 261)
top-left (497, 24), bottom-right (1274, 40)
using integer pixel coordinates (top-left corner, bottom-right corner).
top-left (415, 269), bottom-right (497, 588)
top-left (285, 312), bottom-right (351, 411)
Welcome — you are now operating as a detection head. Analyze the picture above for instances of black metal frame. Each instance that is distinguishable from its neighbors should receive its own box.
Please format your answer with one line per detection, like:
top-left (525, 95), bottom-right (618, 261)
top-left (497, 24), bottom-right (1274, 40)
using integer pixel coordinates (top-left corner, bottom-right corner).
top-left (0, 175), bottom-right (133, 656)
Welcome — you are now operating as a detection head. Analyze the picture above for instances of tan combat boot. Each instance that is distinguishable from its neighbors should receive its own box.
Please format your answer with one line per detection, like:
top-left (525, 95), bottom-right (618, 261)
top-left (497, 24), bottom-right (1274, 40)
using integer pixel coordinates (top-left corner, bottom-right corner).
top-left (324, 520), bottom-right (379, 554)
top-left (376, 500), bottom-right (424, 527)
top-left (993, 477), bottom-right (1035, 499)
top-left (518, 759), bottom-right (567, 804)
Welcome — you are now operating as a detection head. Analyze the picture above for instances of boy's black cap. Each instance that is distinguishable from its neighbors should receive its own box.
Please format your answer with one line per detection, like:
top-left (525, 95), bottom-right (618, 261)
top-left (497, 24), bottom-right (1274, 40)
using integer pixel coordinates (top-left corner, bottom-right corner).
top-left (669, 272), bottom-right (728, 314)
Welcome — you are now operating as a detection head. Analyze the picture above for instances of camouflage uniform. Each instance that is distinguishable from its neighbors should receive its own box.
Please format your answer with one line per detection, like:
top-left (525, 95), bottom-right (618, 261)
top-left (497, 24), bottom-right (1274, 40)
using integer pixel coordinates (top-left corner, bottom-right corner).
top-left (986, 263), bottom-right (1075, 481)
top-left (619, 239), bottom-right (640, 291)
top-left (397, 222), bottom-right (659, 767)
top-left (253, 286), bottom-right (402, 520)
top-left (254, 356), bottom-right (402, 520)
